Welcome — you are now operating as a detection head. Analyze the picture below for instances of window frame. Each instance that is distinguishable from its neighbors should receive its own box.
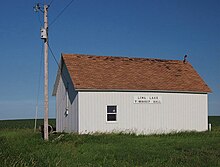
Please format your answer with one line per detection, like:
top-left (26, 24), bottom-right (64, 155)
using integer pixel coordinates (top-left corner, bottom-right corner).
top-left (106, 105), bottom-right (118, 123)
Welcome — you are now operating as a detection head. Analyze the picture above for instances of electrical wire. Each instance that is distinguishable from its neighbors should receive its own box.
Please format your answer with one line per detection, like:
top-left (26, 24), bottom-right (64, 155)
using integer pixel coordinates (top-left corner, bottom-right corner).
top-left (34, 42), bottom-right (44, 132)
top-left (36, 42), bottom-right (44, 104)
top-left (49, 0), bottom-right (75, 27)
top-left (37, 12), bottom-right (43, 27)
top-left (48, 42), bottom-right (60, 67)
top-left (34, 4), bottom-right (43, 27)
top-left (48, 42), bottom-right (70, 121)
top-left (48, 41), bottom-right (69, 84)
top-left (49, 0), bottom-right (55, 6)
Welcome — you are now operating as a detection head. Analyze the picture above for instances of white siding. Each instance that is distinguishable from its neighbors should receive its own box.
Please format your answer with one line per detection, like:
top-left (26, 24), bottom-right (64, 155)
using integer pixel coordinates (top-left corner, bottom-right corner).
top-left (78, 92), bottom-right (208, 134)
top-left (56, 76), bottom-right (64, 132)
top-left (56, 64), bottom-right (78, 133)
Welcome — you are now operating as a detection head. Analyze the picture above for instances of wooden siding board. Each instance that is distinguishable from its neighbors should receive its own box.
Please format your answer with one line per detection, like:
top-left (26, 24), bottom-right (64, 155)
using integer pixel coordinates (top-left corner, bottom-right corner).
top-left (78, 92), bottom-right (208, 134)
top-left (56, 64), bottom-right (79, 133)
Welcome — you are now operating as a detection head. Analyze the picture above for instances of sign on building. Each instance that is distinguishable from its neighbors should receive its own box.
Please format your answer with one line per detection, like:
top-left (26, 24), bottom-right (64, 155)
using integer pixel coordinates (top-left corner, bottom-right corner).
top-left (134, 95), bottom-right (162, 104)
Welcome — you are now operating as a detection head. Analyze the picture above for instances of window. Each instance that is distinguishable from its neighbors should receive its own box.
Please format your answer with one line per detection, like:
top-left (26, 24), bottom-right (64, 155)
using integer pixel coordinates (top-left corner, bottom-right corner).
top-left (107, 105), bottom-right (117, 122)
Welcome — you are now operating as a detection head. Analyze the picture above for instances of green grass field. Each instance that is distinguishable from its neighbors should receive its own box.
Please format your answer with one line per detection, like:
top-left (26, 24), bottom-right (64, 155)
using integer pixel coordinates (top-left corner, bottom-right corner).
top-left (0, 117), bottom-right (220, 167)
top-left (0, 119), bottom-right (56, 130)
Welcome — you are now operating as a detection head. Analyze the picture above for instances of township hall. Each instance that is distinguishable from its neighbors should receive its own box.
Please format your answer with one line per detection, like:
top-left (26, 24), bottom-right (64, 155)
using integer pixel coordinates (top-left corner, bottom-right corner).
top-left (52, 53), bottom-right (211, 134)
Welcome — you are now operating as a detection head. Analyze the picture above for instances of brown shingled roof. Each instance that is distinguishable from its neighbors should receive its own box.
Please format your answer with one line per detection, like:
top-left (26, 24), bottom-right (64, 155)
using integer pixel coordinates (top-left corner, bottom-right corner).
top-left (60, 53), bottom-right (211, 93)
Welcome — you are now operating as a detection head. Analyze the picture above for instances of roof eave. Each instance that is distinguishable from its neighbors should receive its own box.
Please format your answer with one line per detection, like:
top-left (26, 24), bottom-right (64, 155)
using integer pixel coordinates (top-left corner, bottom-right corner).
top-left (75, 88), bottom-right (211, 94)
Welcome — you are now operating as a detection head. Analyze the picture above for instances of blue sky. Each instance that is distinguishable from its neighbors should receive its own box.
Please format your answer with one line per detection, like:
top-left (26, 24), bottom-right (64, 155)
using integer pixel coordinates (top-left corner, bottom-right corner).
top-left (0, 0), bottom-right (219, 120)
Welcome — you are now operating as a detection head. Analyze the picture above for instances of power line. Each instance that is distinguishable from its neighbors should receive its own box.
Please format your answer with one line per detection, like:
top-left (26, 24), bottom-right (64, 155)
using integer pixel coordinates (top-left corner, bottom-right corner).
top-left (48, 42), bottom-right (59, 67)
top-left (34, 41), bottom-right (44, 132)
top-left (36, 42), bottom-right (44, 103)
top-left (37, 12), bottom-right (43, 27)
top-left (48, 42), bottom-right (70, 122)
top-left (49, 0), bottom-right (75, 27)
top-left (34, 4), bottom-right (43, 26)
top-left (49, 0), bottom-right (55, 6)
top-left (48, 42), bottom-right (69, 84)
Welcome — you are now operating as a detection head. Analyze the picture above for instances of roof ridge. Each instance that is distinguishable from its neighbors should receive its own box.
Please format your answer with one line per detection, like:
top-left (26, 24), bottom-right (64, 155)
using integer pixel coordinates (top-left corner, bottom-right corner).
top-left (62, 53), bottom-right (181, 63)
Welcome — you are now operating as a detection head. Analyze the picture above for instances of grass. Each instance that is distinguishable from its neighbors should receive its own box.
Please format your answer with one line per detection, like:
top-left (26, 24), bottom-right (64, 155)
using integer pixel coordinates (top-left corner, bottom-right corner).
top-left (209, 116), bottom-right (220, 128)
top-left (0, 119), bottom-right (55, 130)
top-left (0, 117), bottom-right (220, 166)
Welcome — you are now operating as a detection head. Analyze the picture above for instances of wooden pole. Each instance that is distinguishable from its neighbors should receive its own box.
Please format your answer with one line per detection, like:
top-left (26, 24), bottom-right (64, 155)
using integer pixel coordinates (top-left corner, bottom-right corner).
top-left (44, 4), bottom-right (49, 141)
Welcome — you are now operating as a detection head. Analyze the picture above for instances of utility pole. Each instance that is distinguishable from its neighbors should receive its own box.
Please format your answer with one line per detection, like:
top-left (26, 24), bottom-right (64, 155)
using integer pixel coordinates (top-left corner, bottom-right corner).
top-left (43, 4), bottom-right (49, 141)
top-left (34, 3), bottom-right (49, 140)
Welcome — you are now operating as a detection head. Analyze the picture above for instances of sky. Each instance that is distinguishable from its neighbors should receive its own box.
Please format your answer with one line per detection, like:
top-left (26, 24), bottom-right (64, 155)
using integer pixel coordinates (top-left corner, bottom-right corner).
top-left (0, 0), bottom-right (219, 120)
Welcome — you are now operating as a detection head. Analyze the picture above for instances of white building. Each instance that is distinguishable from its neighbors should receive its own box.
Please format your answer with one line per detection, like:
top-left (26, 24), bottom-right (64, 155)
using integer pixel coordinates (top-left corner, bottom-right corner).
top-left (52, 53), bottom-right (211, 134)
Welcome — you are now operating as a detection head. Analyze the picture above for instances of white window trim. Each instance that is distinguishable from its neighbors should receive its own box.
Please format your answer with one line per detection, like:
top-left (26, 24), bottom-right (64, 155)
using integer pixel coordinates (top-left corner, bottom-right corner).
top-left (106, 105), bottom-right (118, 123)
